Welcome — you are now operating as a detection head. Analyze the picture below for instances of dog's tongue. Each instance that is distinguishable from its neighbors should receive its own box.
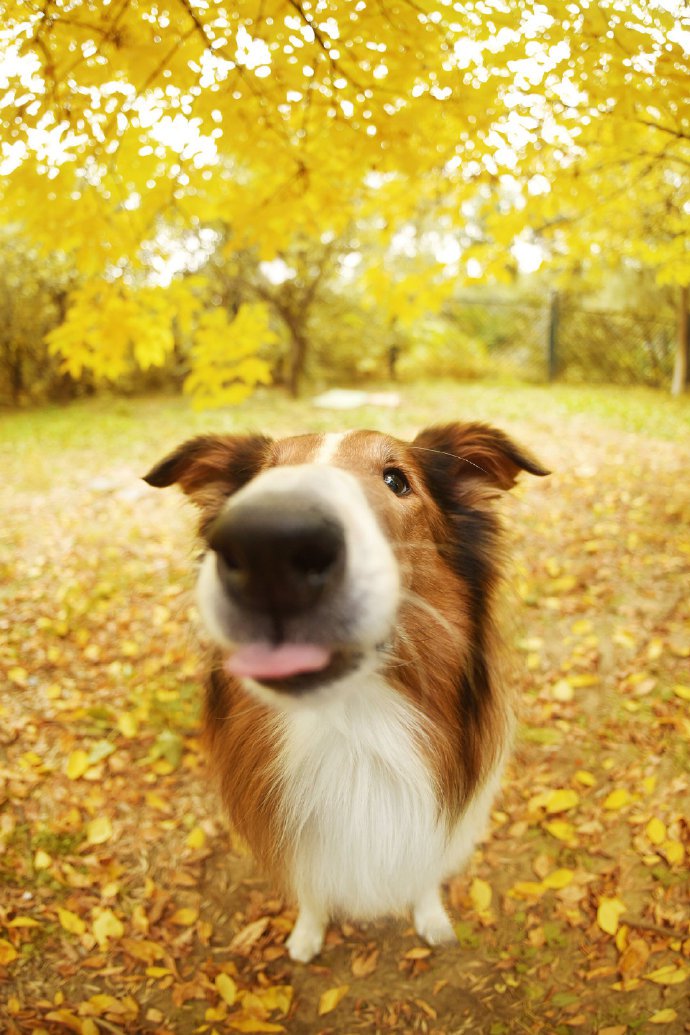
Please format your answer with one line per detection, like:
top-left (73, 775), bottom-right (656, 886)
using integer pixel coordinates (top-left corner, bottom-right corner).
top-left (225, 643), bottom-right (332, 680)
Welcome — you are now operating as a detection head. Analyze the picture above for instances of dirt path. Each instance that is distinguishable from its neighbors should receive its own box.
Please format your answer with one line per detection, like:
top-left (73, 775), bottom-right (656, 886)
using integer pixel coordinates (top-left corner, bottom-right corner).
top-left (0, 398), bottom-right (688, 1034)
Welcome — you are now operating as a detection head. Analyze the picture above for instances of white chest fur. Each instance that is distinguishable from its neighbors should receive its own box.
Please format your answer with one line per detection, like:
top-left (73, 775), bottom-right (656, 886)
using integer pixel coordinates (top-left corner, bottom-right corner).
top-left (275, 676), bottom-right (449, 919)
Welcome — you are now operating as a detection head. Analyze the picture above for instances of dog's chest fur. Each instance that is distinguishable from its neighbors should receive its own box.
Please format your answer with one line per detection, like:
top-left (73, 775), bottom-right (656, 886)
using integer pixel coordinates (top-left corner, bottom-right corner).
top-left (274, 675), bottom-right (447, 918)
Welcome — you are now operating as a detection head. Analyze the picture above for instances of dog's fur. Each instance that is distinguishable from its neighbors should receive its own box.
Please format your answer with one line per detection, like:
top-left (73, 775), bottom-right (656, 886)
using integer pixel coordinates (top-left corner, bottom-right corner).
top-left (145, 423), bottom-right (547, 961)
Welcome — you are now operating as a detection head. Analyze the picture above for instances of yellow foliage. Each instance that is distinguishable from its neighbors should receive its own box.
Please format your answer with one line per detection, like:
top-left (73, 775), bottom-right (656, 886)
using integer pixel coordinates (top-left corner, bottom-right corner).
top-left (184, 303), bottom-right (274, 409)
top-left (0, 0), bottom-right (688, 403)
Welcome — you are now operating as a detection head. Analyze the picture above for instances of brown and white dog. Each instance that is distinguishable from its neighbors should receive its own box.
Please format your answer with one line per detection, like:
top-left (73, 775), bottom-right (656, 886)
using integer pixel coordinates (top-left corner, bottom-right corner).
top-left (144, 423), bottom-right (547, 962)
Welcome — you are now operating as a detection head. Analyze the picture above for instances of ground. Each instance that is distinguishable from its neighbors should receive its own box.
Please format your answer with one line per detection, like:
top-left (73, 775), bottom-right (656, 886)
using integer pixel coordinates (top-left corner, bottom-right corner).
top-left (0, 382), bottom-right (688, 1035)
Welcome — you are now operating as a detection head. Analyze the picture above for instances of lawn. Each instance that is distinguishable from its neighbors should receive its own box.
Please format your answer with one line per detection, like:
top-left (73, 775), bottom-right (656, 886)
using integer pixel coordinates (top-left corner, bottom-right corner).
top-left (1, 381), bottom-right (688, 1035)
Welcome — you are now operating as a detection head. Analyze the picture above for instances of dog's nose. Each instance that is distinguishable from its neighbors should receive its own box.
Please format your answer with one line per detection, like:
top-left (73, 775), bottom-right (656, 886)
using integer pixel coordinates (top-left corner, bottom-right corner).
top-left (207, 496), bottom-right (346, 615)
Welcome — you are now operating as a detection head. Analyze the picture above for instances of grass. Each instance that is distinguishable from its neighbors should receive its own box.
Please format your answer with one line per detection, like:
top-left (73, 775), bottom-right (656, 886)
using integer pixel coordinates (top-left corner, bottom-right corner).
top-left (1, 379), bottom-right (688, 491)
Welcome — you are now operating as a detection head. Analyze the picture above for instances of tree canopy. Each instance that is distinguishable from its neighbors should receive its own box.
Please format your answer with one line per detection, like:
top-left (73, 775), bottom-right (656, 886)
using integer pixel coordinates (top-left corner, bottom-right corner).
top-left (0, 0), bottom-right (688, 401)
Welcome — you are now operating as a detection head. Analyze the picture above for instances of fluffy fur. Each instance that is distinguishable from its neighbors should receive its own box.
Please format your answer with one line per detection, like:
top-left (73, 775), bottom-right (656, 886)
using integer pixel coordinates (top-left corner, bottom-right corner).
top-left (145, 422), bottom-right (547, 961)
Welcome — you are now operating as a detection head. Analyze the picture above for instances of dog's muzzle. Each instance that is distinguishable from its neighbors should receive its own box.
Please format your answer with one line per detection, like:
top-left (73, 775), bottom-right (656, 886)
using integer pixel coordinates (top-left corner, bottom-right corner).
top-left (207, 495), bottom-right (346, 620)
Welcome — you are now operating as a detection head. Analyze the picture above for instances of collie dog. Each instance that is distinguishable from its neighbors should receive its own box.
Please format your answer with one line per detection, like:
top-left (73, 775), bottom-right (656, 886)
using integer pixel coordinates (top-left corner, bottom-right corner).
top-left (145, 423), bottom-right (547, 962)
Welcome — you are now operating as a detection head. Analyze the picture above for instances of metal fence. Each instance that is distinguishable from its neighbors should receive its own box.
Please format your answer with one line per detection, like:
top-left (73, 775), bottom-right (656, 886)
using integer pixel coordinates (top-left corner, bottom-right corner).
top-left (446, 294), bottom-right (677, 388)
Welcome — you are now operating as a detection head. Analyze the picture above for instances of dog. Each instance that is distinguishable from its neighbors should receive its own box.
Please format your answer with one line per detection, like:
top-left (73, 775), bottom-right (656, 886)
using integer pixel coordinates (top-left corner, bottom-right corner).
top-left (144, 422), bottom-right (547, 962)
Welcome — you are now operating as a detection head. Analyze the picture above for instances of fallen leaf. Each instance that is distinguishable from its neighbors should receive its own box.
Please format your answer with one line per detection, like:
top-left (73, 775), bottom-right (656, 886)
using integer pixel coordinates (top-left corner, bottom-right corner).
top-left (404, 947), bottom-right (433, 959)
top-left (597, 897), bottom-right (626, 935)
top-left (227, 1018), bottom-right (284, 1033)
top-left (649, 1009), bottom-right (678, 1024)
top-left (229, 917), bottom-right (269, 954)
top-left (318, 985), bottom-right (349, 1015)
top-left (169, 907), bottom-right (199, 926)
top-left (215, 973), bottom-right (237, 1006)
top-left (58, 908), bottom-right (86, 936)
top-left (544, 819), bottom-right (577, 844)
top-left (66, 749), bottom-right (91, 780)
top-left (542, 868), bottom-right (574, 890)
top-left (469, 877), bottom-right (492, 913)
top-left (186, 826), bottom-right (206, 849)
top-left (86, 815), bottom-right (113, 845)
top-left (660, 840), bottom-right (684, 865)
top-left (546, 789), bottom-right (580, 813)
top-left (92, 908), bottom-right (124, 947)
top-left (645, 964), bottom-right (687, 985)
top-left (618, 938), bottom-right (650, 977)
top-left (603, 789), bottom-right (631, 811)
top-left (0, 939), bottom-right (18, 965)
top-left (645, 817), bottom-right (666, 845)
top-left (352, 947), bottom-right (379, 977)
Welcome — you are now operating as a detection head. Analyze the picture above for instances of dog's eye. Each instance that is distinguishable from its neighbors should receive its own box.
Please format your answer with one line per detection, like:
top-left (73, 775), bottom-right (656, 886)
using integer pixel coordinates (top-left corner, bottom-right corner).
top-left (383, 467), bottom-right (411, 496)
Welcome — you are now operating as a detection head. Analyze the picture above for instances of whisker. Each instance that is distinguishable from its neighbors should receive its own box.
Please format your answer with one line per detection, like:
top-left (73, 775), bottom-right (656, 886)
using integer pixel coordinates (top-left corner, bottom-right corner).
top-left (400, 589), bottom-right (458, 640)
top-left (408, 444), bottom-right (489, 476)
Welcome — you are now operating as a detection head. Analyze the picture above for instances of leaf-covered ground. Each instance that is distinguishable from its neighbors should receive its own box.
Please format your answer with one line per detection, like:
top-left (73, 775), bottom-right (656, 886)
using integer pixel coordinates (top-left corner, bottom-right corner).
top-left (1, 383), bottom-right (688, 1035)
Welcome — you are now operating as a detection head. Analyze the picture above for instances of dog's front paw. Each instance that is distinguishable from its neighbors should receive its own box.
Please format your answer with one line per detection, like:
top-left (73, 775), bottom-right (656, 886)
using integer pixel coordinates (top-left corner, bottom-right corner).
top-left (286, 910), bottom-right (326, 963)
top-left (413, 890), bottom-right (457, 947)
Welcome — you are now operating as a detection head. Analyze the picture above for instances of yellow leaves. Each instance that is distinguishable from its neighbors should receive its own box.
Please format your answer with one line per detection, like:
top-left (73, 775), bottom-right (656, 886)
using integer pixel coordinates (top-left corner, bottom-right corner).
top-left (86, 815), bottom-right (113, 845)
top-left (602, 789), bottom-right (632, 811)
top-left (169, 907), bottom-right (199, 926)
top-left (318, 985), bottom-right (349, 1015)
top-left (597, 897), bottom-right (626, 936)
top-left (649, 1009), bottom-right (678, 1023)
top-left (58, 908), bottom-right (86, 936)
top-left (117, 712), bottom-right (139, 738)
top-left (545, 789), bottom-right (580, 814)
top-left (0, 939), bottom-right (19, 965)
top-left (47, 282), bottom-right (176, 383)
top-left (618, 938), bottom-right (650, 978)
top-left (186, 826), bottom-right (206, 850)
top-left (659, 840), bottom-right (684, 866)
top-left (8, 665), bottom-right (28, 686)
top-left (645, 817), bottom-right (666, 845)
top-left (92, 908), bottom-right (124, 948)
top-left (216, 974), bottom-right (238, 1007)
top-left (66, 750), bottom-right (91, 780)
top-left (184, 303), bottom-right (274, 410)
top-left (34, 849), bottom-right (52, 870)
top-left (672, 683), bottom-right (690, 701)
top-left (644, 965), bottom-right (688, 985)
top-left (541, 868), bottom-right (574, 890)
top-left (469, 877), bottom-right (493, 917)
top-left (544, 819), bottom-right (577, 845)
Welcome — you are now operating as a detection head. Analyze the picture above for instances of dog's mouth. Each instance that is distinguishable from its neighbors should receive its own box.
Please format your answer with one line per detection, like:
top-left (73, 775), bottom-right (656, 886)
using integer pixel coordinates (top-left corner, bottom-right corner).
top-left (223, 642), bottom-right (362, 694)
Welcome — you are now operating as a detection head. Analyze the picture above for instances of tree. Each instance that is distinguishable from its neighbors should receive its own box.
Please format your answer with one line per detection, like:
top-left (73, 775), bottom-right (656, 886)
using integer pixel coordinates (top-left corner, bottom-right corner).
top-left (0, 0), bottom-right (688, 399)
top-left (0, 230), bottom-right (77, 404)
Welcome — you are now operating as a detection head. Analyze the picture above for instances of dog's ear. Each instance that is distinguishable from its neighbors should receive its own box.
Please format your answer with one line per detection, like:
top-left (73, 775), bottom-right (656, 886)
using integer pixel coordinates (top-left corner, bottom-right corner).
top-left (144, 434), bottom-right (272, 502)
top-left (413, 422), bottom-right (549, 493)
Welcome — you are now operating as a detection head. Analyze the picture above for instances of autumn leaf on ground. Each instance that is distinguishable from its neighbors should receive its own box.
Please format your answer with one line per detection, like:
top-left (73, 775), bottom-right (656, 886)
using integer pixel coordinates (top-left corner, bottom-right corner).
top-left (318, 986), bottom-right (350, 1015)
top-left (597, 897), bottom-right (627, 936)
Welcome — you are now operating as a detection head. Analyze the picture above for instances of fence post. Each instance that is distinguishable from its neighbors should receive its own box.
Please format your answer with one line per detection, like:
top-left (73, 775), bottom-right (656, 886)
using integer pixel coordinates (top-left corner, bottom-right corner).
top-left (671, 284), bottom-right (689, 395)
top-left (547, 290), bottom-right (559, 381)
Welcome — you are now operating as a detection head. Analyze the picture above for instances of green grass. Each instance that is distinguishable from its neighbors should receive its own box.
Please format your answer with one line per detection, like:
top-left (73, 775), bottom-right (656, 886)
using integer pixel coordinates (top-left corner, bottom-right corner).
top-left (1, 379), bottom-right (688, 491)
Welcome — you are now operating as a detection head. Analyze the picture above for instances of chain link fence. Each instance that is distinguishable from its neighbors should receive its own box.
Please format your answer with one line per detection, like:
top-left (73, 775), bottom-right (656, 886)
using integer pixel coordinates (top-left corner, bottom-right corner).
top-left (445, 294), bottom-right (677, 388)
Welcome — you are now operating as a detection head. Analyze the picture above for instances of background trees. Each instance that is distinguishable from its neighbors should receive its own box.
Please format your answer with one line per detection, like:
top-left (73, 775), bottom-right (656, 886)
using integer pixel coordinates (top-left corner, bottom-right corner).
top-left (0, 0), bottom-right (688, 401)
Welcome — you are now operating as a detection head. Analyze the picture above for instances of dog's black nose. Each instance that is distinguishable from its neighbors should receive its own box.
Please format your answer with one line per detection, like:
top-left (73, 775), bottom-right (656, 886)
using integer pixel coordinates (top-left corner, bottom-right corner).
top-left (207, 497), bottom-right (346, 615)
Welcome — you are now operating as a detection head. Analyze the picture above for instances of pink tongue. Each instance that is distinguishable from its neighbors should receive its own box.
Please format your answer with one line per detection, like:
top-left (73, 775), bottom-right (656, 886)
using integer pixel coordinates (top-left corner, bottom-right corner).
top-left (225, 643), bottom-right (332, 680)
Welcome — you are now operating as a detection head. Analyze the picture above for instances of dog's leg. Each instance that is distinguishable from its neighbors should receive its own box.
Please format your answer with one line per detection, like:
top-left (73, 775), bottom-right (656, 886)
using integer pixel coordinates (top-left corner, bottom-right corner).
top-left (286, 901), bottom-right (328, 963)
top-left (413, 886), bottom-right (457, 946)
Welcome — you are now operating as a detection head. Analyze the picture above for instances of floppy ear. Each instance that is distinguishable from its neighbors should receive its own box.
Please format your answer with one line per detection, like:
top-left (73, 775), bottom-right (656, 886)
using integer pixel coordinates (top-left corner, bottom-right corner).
top-left (143, 434), bottom-right (272, 501)
top-left (413, 422), bottom-right (549, 493)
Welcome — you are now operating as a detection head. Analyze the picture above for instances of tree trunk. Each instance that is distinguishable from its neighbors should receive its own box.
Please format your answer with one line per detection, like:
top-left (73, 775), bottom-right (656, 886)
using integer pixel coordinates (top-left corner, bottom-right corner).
top-left (287, 326), bottom-right (308, 399)
top-left (671, 284), bottom-right (689, 396)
